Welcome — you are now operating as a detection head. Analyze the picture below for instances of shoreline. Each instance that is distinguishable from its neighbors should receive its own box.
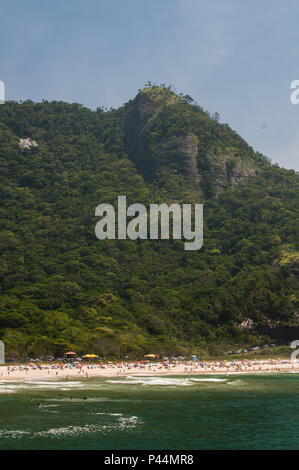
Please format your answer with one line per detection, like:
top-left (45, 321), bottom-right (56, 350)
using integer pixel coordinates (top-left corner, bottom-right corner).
top-left (1, 362), bottom-right (299, 382)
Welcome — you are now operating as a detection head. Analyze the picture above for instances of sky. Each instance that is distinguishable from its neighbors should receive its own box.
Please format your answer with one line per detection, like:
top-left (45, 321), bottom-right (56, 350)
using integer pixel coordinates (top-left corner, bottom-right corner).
top-left (1, 0), bottom-right (298, 170)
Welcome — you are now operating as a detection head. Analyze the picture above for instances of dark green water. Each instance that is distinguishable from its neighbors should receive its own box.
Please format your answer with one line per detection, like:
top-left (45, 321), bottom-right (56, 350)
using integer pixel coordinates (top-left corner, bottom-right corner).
top-left (0, 374), bottom-right (298, 450)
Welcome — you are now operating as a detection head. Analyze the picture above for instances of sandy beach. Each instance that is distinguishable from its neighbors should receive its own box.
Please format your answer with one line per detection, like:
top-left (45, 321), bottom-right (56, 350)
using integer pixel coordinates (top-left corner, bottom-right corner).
top-left (1, 360), bottom-right (299, 381)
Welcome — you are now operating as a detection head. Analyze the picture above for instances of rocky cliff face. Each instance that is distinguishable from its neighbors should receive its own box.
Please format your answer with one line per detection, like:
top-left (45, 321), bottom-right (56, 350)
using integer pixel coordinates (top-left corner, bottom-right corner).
top-left (125, 87), bottom-right (258, 198)
top-left (199, 150), bottom-right (258, 197)
top-left (125, 90), bottom-right (202, 190)
top-left (125, 91), bottom-right (158, 180)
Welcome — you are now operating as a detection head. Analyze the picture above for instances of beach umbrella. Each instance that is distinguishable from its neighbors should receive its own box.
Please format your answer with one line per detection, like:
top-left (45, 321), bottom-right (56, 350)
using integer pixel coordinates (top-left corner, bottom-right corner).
top-left (144, 354), bottom-right (156, 358)
top-left (65, 351), bottom-right (77, 356)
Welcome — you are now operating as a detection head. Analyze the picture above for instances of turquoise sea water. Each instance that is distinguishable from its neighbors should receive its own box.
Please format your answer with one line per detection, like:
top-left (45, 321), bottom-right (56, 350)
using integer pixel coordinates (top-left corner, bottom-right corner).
top-left (0, 374), bottom-right (298, 450)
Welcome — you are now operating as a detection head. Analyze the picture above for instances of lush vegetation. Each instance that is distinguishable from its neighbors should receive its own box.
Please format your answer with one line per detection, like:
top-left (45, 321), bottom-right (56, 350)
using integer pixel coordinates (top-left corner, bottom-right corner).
top-left (0, 86), bottom-right (298, 358)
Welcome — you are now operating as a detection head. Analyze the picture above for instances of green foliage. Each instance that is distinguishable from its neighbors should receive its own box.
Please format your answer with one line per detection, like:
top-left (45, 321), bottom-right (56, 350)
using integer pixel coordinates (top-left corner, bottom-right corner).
top-left (0, 88), bottom-right (298, 358)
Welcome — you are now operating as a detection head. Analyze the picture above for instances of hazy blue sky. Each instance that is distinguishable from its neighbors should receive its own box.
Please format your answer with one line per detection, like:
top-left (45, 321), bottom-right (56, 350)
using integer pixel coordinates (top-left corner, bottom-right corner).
top-left (1, 0), bottom-right (298, 170)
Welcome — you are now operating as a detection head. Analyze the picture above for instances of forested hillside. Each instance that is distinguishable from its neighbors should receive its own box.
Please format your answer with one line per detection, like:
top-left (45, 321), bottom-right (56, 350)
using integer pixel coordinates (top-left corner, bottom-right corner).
top-left (0, 85), bottom-right (298, 358)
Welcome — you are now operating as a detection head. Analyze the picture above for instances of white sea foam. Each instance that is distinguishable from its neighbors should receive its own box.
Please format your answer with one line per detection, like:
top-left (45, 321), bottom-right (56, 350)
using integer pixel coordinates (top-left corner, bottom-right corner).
top-left (41, 404), bottom-right (60, 408)
top-left (106, 376), bottom-right (194, 386)
top-left (0, 388), bottom-right (16, 393)
top-left (0, 382), bottom-right (33, 393)
top-left (0, 429), bottom-right (31, 438)
top-left (190, 378), bottom-right (227, 382)
top-left (0, 384), bottom-right (32, 389)
top-left (37, 416), bottom-right (143, 437)
top-left (227, 379), bottom-right (244, 386)
top-left (118, 416), bottom-right (140, 430)
top-left (24, 380), bottom-right (65, 385)
top-left (26, 381), bottom-right (85, 388)
top-left (0, 414), bottom-right (143, 440)
top-left (37, 425), bottom-right (95, 437)
top-left (106, 375), bottom-right (228, 387)
top-left (0, 380), bottom-right (85, 394)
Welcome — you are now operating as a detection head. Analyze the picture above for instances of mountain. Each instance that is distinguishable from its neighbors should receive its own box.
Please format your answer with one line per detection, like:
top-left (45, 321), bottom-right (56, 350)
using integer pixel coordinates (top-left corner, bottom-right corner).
top-left (0, 85), bottom-right (298, 358)
top-left (125, 87), bottom-right (258, 200)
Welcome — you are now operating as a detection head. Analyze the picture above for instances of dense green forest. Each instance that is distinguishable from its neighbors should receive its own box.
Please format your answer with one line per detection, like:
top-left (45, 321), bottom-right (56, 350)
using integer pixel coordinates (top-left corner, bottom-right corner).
top-left (0, 85), bottom-right (298, 358)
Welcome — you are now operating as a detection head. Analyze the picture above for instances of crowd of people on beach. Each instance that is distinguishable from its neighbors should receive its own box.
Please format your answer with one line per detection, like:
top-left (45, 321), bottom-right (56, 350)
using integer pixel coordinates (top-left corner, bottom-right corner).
top-left (0, 357), bottom-right (298, 380)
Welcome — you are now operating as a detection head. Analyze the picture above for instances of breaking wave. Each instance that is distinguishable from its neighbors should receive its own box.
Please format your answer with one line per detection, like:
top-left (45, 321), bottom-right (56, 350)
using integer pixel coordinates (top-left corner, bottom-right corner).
top-left (105, 375), bottom-right (229, 387)
top-left (0, 415), bottom-right (143, 440)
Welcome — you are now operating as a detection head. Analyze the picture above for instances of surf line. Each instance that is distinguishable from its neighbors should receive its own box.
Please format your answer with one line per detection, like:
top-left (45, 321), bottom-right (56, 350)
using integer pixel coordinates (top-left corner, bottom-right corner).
top-left (95, 196), bottom-right (203, 251)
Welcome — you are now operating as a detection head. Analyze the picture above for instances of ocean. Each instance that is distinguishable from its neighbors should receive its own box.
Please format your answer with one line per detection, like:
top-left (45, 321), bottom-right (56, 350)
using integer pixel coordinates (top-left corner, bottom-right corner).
top-left (0, 374), bottom-right (298, 450)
